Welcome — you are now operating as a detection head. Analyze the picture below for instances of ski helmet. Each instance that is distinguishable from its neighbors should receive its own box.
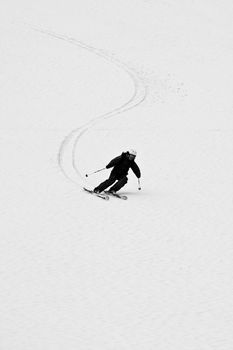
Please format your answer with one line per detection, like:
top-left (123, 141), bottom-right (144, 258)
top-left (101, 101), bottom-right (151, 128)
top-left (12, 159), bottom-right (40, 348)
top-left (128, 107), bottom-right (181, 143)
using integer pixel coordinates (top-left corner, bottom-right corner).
top-left (128, 149), bottom-right (137, 156)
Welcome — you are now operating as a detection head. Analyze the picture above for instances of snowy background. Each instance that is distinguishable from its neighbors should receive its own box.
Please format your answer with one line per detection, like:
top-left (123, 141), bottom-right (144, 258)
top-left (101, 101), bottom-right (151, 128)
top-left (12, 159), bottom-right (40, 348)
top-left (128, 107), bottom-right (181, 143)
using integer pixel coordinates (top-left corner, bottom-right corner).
top-left (1, 0), bottom-right (233, 349)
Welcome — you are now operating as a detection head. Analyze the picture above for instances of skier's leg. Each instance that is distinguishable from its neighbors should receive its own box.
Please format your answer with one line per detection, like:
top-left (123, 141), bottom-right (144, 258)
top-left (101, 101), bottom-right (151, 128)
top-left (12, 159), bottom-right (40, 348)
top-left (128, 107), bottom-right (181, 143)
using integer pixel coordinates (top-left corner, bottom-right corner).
top-left (94, 175), bottom-right (116, 193)
top-left (109, 176), bottom-right (128, 192)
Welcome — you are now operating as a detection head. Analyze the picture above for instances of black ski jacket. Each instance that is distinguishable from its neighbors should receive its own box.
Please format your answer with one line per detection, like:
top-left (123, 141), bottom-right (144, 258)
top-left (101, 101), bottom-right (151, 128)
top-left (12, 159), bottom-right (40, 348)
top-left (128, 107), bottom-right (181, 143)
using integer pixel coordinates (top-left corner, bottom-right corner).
top-left (106, 152), bottom-right (141, 178)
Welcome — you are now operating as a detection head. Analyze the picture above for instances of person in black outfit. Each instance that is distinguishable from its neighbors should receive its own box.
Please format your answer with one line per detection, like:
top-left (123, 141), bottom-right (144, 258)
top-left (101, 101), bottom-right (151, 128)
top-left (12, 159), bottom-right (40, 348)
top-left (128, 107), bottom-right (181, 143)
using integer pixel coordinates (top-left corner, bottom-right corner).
top-left (94, 149), bottom-right (141, 193)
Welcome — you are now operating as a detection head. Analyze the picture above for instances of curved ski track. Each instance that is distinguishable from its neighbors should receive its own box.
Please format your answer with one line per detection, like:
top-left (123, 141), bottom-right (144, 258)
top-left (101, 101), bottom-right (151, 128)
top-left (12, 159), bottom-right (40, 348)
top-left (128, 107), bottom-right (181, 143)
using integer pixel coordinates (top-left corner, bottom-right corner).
top-left (31, 26), bottom-right (148, 187)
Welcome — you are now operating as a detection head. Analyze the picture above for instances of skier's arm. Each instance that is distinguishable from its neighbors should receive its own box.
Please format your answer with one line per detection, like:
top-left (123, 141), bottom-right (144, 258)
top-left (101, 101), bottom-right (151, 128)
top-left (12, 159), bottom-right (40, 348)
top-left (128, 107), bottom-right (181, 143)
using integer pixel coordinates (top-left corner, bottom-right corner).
top-left (106, 155), bottom-right (122, 169)
top-left (131, 162), bottom-right (141, 178)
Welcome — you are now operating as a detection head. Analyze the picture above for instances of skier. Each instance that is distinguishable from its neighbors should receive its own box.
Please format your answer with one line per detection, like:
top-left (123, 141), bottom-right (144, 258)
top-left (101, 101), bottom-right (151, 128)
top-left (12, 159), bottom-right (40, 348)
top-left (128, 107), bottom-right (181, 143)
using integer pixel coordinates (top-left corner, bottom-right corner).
top-left (94, 149), bottom-right (141, 194)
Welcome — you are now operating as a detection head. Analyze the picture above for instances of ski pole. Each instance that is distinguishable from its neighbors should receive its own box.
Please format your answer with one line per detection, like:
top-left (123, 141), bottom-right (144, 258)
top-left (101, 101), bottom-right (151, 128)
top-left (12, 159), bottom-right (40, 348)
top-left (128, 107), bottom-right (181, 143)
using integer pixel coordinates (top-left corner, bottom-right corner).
top-left (85, 167), bottom-right (106, 177)
top-left (138, 178), bottom-right (141, 190)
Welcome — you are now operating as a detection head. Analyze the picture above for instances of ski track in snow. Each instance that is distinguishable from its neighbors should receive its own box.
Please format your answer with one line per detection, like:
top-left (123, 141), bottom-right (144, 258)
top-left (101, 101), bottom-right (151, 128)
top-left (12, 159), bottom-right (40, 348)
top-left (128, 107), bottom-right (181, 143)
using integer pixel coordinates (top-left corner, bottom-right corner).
top-left (30, 25), bottom-right (148, 188)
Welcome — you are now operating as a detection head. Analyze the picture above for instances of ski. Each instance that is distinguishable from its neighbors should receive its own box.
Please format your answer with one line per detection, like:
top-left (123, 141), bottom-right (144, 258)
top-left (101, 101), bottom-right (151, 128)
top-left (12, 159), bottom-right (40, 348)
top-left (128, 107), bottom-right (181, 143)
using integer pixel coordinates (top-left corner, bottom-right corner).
top-left (83, 187), bottom-right (109, 200)
top-left (105, 191), bottom-right (128, 200)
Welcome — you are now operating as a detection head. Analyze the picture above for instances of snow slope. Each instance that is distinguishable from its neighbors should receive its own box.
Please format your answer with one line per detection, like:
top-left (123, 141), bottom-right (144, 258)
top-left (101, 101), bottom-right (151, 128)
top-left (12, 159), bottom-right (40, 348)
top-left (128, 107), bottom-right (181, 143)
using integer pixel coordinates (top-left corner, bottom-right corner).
top-left (1, 1), bottom-right (233, 349)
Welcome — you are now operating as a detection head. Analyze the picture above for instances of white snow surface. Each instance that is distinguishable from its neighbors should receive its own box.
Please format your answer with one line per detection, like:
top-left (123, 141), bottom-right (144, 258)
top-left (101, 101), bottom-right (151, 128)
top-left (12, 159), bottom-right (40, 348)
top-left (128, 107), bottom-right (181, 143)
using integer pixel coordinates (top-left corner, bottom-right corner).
top-left (1, 1), bottom-right (233, 349)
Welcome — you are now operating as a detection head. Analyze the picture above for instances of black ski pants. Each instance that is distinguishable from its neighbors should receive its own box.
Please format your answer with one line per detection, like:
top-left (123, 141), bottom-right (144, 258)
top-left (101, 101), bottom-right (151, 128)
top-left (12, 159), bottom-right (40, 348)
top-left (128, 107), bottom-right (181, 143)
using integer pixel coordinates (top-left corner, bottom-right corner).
top-left (94, 174), bottom-right (128, 192)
